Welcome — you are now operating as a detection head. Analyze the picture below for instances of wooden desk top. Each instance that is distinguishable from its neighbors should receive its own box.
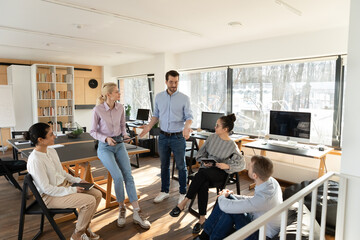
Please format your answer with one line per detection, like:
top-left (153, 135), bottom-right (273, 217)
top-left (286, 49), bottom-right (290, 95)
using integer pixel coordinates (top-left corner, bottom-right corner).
top-left (21, 142), bottom-right (150, 165)
top-left (244, 140), bottom-right (333, 159)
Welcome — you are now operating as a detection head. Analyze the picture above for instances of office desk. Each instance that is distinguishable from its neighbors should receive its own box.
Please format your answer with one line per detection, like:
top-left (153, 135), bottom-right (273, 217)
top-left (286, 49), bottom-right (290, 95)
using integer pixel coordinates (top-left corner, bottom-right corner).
top-left (21, 142), bottom-right (150, 210)
top-left (192, 133), bottom-right (249, 150)
top-left (244, 141), bottom-right (333, 178)
top-left (7, 132), bottom-right (95, 159)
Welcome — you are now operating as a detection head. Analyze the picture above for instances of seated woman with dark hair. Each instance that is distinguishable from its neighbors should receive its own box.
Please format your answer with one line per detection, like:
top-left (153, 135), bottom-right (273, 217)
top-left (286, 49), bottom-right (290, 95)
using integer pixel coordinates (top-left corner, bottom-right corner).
top-left (169, 113), bottom-right (245, 234)
top-left (25, 123), bottom-right (102, 240)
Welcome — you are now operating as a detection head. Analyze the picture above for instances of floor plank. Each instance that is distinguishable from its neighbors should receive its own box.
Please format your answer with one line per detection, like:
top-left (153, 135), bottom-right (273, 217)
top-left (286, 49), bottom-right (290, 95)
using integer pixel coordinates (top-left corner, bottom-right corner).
top-left (0, 150), bottom-right (254, 240)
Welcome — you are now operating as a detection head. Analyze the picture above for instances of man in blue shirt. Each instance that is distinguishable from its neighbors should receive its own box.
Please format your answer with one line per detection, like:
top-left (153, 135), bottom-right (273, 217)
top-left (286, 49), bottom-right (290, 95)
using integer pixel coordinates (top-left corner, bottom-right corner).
top-left (140, 70), bottom-right (193, 204)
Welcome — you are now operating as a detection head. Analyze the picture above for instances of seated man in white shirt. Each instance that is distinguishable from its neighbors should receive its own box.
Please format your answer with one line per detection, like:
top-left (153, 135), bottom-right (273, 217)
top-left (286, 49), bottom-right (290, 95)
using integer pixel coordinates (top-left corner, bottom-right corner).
top-left (195, 155), bottom-right (283, 240)
top-left (25, 123), bottom-right (102, 240)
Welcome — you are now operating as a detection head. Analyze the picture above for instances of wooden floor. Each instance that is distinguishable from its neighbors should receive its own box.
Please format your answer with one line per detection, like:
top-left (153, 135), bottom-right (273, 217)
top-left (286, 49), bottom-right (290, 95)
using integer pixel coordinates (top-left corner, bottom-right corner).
top-left (0, 150), bottom-right (255, 240)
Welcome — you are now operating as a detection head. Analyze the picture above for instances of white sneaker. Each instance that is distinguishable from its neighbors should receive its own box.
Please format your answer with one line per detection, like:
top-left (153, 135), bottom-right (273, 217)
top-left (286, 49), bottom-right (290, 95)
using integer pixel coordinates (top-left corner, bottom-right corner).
top-left (86, 228), bottom-right (100, 240)
top-left (178, 193), bottom-right (186, 204)
top-left (70, 233), bottom-right (90, 240)
top-left (133, 209), bottom-right (151, 229)
top-left (117, 207), bottom-right (126, 228)
top-left (153, 192), bottom-right (169, 203)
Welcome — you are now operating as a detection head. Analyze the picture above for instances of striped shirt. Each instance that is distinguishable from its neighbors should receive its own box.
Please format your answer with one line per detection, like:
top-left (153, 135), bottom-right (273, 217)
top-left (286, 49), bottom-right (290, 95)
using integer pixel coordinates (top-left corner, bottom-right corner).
top-left (196, 133), bottom-right (245, 174)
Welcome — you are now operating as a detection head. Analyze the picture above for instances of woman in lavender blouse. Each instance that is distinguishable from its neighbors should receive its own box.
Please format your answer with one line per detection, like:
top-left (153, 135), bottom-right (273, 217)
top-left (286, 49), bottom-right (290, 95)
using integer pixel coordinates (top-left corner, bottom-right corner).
top-left (90, 82), bottom-right (151, 230)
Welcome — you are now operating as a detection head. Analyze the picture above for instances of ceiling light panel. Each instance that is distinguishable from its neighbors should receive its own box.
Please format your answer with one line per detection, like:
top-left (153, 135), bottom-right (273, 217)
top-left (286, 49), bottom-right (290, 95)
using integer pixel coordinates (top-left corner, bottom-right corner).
top-left (42, 0), bottom-right (201, 37)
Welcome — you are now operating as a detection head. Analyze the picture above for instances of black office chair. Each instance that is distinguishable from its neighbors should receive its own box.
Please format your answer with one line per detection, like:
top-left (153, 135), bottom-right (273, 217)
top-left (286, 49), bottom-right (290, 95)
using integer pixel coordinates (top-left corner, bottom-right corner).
top-left (18, 174), bottom-right (78, 240)
top-left (171, 137), bottom-right (199, 181)
top-left (187, 151), bottom-right (244, 218)
top-left (188, 171), bottom-right (241, 218)
top-left (11, 131), bottom-right (27, 161)
top-left (126, 123), bottom-right (138, 141)
top-left (0, 157), bottom-right (27, 191)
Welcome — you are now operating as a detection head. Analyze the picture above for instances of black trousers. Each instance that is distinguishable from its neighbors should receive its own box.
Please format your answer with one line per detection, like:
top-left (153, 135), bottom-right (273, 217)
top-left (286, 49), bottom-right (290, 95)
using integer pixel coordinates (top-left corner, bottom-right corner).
top-left (186, 167), bottom-right (228, 216)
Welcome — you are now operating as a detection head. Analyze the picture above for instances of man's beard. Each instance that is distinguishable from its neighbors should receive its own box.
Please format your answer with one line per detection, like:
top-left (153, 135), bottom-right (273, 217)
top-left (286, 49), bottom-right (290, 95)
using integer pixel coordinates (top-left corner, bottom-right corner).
top-left (168, 87), bottom-right (177, 93)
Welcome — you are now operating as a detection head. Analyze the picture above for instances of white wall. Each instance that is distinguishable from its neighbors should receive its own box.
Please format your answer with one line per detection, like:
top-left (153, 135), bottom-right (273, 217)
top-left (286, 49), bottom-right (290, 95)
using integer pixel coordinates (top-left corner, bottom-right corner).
top-left (74, 66), bottom-right (113, 132)
top-left (176, 27), bottom-right (348, 70)
top-left (340, 0), bottom-right (360, 238)
top-left (74, 110), bottom-right (92, 133)
top-left (111, 53), bottom-right (177, 94)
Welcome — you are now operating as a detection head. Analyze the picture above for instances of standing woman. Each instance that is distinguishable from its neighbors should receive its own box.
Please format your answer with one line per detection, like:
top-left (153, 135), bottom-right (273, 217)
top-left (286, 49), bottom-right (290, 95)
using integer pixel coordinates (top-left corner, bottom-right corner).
top-left (90, 82), bottom-right (151, 229)
top-left (25, 123), bottom-right (102, 240)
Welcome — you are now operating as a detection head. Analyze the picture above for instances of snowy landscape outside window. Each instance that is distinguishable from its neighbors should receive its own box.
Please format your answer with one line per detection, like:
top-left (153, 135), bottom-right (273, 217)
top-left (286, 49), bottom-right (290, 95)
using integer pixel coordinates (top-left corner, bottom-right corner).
top-left (232, 59), bottom-right (337, 145)
top-left (118, 75), bottom-right (151, 120)
top-left (179, 69), bottom-right (227, 128)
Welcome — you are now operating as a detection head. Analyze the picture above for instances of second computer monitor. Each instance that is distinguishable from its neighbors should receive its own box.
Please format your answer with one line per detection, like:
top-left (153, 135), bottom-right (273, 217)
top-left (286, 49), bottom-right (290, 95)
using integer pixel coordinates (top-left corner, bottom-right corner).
top-left (136, 109), bottom-right (150, 122)
top-left (201, 112), bottom-right (225, 132)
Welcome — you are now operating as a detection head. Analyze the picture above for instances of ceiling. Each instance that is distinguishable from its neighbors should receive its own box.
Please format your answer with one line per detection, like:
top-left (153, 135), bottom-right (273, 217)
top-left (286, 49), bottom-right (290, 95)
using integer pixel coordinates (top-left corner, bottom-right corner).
top-left (0, 0), bottom-right (350, 66)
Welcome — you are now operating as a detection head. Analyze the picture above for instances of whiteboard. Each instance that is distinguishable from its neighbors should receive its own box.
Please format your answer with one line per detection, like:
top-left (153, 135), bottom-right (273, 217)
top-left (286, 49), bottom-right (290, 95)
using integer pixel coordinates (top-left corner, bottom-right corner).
top-left (0, 85), bottom-right (16, 128)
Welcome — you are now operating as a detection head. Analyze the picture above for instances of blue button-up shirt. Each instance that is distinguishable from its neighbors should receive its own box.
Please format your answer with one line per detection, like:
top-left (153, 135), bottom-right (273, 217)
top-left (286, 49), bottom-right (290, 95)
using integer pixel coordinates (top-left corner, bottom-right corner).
top-left (153, 90), bottom-right (193, 133)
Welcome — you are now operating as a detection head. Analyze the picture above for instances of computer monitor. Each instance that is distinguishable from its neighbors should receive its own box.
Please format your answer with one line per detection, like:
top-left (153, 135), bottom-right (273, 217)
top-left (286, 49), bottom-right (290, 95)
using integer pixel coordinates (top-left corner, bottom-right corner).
top-left (201, 112), bottom-right (225, 132)
top-left (136, 109), bottom-right (150, 123)
top-left (269, 110), bottom-right (311, 143)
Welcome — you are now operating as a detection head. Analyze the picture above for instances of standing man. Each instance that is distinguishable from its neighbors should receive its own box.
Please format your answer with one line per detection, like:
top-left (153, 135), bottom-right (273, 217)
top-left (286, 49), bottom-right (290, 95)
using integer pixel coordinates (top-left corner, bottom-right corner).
top-left (139, 70), bottom-right (193, 204)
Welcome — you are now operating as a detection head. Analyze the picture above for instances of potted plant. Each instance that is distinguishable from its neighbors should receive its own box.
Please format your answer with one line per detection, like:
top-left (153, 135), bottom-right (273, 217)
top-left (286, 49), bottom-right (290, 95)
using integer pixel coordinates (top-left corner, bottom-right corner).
top-left (67, 127), bottom-right (83, 138)
top-left (125, 104), bottom-right (131, 121)
top-left (66, 122), bottom-right (84, 138)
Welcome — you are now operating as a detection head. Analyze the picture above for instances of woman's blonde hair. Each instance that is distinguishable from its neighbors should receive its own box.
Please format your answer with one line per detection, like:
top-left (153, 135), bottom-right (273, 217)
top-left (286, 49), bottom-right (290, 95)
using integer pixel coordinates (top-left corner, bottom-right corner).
top-left (97, 82), bottom-right (117, 105)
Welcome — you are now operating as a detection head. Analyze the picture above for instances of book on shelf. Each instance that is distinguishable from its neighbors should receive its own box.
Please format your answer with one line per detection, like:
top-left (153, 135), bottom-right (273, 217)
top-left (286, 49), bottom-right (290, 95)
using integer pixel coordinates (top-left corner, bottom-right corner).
top-left (36, 72), bottom-right (55, 83)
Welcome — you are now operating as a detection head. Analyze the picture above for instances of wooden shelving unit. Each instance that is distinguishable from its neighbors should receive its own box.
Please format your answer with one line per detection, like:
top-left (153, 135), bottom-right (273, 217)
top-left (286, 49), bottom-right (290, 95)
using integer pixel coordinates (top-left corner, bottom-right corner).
top-left (31, 64), bottom-right (75, 133)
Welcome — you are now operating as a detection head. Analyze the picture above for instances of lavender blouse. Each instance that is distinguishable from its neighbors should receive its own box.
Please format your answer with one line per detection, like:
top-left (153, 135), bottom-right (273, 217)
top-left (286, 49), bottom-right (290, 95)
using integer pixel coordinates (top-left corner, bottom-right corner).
top-left (90, 102), bottom-right (127, 143)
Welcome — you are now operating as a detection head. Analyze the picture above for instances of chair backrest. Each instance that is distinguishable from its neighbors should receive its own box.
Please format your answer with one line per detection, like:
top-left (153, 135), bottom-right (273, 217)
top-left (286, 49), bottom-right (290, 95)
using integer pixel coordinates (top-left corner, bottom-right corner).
top-left (126, 123), bottom-right (137, 138)
top-left (0, 158), bottom-right (7, 176)
top-left (23, 174), bottom-right (50, 212)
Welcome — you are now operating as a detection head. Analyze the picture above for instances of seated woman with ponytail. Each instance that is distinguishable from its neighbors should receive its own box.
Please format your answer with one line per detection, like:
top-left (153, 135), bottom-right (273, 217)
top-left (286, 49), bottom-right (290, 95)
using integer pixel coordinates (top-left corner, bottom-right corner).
top-left (25, 123), bottom-right (102, 240)
top-left (169, 113), bottom-right (245, 234)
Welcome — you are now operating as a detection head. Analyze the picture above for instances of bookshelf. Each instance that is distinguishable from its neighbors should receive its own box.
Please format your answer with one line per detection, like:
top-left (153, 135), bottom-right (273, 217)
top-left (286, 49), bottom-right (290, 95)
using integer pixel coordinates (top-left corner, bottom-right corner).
top-left (31, 64), bottom-right (75, 133)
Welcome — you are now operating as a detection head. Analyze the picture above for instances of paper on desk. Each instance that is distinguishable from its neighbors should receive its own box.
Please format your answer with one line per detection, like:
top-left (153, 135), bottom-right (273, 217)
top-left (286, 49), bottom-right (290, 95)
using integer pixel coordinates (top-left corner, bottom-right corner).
top-left (15, 140), bottom-right (31, 145)
top-left (48, 144), bottom-right (65, 149)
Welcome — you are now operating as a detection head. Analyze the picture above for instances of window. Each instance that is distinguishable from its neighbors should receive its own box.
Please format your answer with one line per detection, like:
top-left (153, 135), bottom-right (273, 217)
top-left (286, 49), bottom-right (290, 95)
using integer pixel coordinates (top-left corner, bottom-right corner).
top-left (232, 58), bottom-right (338, 145)
top-left (118, 75), bottom-right (153, 120)
top-left (179, 69), bottom-right (228, 128)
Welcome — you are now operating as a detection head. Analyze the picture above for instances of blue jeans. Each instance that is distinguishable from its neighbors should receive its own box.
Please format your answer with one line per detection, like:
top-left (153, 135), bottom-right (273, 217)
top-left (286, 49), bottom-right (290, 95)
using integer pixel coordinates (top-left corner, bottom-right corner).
top-left (203, 204), bottom-right (259, 240)
top-left (97, 141), bottom-right (138, 203)
top-left (158, 133), bottom-right (187, 194)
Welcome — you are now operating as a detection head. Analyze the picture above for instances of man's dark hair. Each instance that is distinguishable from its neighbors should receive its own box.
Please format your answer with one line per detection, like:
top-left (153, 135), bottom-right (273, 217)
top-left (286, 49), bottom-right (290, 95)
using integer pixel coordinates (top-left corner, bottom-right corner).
top-left (251, 155), bottom-right (273, 181)
top-left (165, 70), bottom-right (179, 81)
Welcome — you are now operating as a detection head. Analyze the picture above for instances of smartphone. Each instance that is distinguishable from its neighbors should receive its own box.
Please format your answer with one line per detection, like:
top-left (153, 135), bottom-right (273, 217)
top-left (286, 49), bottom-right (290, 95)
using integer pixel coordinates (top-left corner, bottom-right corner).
top-left (71, 182), bottom-right (94, 191)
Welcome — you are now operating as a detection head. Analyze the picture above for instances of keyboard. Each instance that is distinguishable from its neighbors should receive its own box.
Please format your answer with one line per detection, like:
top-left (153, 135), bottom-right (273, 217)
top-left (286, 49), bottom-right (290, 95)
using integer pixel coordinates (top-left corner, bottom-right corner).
top-left (268, 140), bottom-right (299, 149)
